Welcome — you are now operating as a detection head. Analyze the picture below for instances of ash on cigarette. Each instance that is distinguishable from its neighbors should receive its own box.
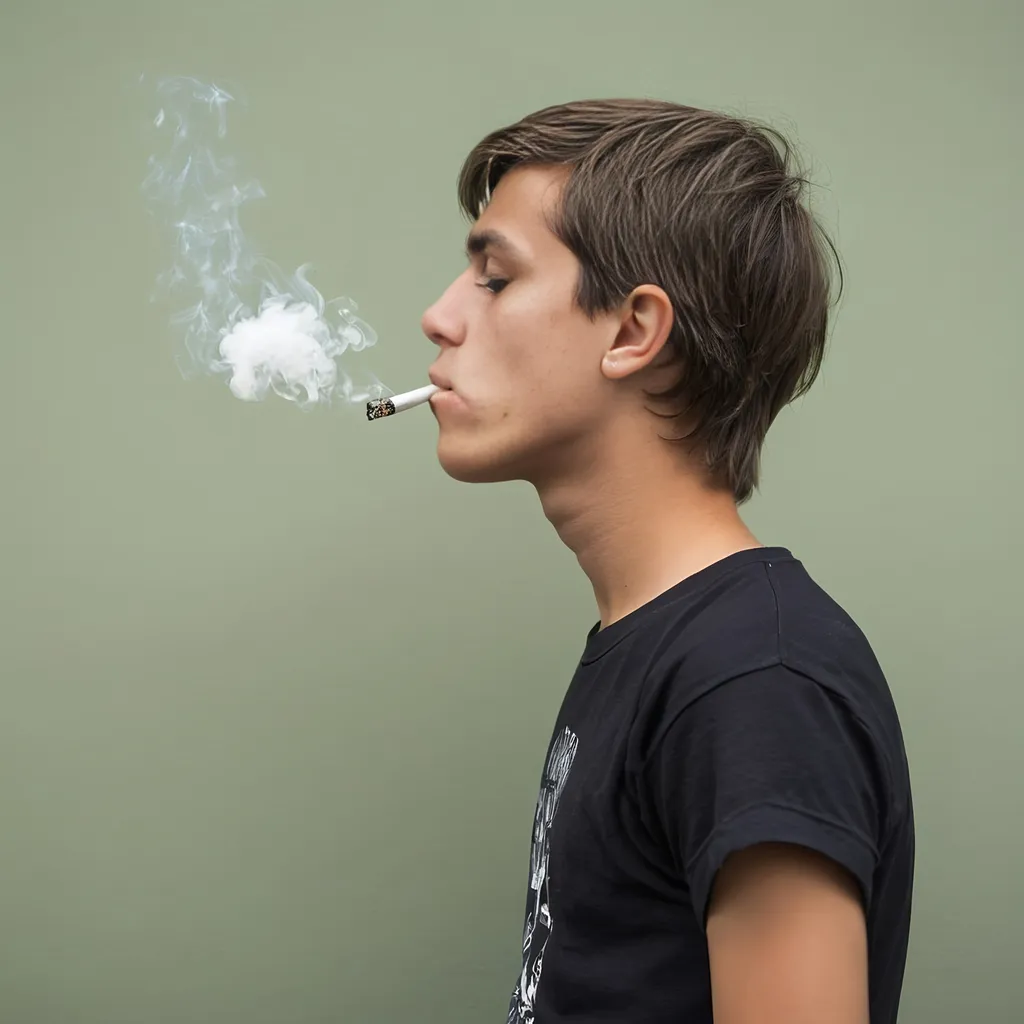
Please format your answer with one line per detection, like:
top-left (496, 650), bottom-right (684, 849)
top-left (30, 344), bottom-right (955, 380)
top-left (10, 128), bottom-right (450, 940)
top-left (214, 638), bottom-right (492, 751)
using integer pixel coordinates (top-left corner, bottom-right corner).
top-left (366, 399), bottom-right (396, 421)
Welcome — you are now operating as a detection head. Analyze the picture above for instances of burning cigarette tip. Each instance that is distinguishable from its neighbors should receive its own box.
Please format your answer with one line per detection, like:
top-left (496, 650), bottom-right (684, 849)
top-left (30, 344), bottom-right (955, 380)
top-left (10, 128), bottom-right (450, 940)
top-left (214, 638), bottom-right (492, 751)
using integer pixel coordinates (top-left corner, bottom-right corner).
top-left (366, 398), bottom-right (396, 420)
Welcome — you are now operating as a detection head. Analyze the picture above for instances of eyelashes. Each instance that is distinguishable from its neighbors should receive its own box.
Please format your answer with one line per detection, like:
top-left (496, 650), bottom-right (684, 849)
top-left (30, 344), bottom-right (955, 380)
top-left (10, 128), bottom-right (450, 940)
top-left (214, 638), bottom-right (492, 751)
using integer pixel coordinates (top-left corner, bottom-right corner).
top-left (477, 277), bottom-right (509, 295)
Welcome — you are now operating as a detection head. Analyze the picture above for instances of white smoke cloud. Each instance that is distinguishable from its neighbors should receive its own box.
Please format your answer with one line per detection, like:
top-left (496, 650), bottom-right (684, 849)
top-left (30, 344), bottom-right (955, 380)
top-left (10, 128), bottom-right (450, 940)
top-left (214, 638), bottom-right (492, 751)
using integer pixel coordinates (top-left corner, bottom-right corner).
top-left (141, 75), bottom-right (386, 407)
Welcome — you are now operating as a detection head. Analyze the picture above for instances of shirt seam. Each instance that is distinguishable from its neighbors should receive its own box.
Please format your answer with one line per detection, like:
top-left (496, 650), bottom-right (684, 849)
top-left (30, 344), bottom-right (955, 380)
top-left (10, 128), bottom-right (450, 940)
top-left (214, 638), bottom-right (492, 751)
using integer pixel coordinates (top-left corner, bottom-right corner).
top-left (762, 560), bottom-right (783, 663)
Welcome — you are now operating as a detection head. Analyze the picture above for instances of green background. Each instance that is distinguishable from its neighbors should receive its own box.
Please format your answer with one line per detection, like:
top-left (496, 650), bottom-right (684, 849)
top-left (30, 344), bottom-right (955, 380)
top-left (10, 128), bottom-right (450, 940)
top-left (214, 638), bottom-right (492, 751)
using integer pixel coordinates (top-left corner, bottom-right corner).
top-left (1, 1), bottom-right (1019, 1021)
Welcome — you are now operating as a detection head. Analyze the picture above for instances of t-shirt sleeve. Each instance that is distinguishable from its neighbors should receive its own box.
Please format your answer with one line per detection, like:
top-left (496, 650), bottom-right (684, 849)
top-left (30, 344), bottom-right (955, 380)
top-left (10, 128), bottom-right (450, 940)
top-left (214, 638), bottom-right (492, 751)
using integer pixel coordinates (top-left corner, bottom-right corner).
top-left (644, 664), bottom-right (884, 928)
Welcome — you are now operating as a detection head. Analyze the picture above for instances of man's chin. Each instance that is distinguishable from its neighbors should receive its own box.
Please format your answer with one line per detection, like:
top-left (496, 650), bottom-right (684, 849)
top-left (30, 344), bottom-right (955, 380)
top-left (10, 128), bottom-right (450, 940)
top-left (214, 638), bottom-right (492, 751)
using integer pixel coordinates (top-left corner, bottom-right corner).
top-left (436, 441), bottom-right (520, 485)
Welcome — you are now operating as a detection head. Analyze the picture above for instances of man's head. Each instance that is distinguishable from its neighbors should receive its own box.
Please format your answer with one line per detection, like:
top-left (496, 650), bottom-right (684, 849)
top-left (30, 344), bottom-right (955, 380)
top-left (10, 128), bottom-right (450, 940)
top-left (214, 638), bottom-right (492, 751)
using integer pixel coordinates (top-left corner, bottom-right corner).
top-left (421, 99), bottom-right (839, 502)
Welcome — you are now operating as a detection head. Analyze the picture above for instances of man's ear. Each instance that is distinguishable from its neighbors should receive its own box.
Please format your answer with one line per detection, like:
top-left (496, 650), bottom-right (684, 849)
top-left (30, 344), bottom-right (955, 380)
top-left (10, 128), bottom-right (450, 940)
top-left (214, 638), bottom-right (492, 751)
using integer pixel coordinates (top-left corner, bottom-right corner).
top-left (600, 284), bottom-right (675, 381)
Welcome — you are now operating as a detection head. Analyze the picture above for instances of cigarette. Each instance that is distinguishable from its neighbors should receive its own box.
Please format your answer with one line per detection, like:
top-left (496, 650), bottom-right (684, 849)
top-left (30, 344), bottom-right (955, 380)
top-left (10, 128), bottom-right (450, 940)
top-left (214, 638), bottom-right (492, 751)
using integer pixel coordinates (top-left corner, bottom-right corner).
top-left (366, 383), bottom-right (440, 421)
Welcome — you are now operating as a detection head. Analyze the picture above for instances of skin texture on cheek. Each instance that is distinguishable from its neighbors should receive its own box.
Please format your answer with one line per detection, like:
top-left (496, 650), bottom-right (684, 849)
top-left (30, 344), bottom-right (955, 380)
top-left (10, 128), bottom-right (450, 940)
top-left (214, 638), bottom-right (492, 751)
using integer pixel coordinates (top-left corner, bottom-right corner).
top-left (442, 302), bottom-right (609, 483)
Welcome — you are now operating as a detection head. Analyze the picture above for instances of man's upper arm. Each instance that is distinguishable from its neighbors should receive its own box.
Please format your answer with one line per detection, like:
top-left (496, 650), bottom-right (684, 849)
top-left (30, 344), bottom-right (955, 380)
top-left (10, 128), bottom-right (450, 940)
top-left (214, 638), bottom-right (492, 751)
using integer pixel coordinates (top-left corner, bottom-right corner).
top-left (643, 663), bottom-right (886, 1019)
top-left (706, 841), bottom-right (869, 1024)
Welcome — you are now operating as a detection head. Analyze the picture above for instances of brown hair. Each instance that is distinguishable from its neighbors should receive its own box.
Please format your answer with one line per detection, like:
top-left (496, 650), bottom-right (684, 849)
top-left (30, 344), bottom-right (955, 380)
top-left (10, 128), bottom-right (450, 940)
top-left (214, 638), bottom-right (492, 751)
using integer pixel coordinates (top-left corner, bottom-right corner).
top-left (457, 99), bottom-right (841, 502)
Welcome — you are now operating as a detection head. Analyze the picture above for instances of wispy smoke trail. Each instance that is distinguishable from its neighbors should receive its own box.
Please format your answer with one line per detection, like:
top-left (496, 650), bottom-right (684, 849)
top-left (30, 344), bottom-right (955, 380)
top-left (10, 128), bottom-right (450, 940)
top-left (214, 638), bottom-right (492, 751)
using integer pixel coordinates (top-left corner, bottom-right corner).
top-left (141, 76), bottom-right (385, 407)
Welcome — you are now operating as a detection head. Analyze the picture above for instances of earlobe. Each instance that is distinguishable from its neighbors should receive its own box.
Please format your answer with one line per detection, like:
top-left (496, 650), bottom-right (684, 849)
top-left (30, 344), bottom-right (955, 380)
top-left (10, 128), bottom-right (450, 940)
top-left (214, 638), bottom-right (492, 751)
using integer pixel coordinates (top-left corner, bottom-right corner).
top-left (600, 349), bottom-right (634, 380)
top-left (600, 285), bottom-right (674, 381)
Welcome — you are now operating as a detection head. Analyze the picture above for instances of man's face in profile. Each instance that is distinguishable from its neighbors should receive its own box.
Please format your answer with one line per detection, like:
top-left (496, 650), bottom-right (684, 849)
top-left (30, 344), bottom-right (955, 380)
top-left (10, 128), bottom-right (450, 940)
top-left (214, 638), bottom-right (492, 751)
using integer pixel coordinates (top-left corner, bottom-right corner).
top-left (422, 165), bottom-right (622, 486)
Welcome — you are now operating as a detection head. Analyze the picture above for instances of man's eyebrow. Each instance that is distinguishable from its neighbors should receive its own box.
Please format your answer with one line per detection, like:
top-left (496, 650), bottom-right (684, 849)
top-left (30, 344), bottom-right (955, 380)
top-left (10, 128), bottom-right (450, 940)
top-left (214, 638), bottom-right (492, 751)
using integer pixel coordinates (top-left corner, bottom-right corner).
top-left (465, 229), bottom-right (520, 260)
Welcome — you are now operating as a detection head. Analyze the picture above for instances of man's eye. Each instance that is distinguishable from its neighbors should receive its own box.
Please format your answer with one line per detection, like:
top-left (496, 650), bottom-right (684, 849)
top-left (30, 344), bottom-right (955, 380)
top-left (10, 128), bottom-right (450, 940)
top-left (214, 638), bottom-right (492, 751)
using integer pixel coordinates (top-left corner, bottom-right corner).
top-left (478, 277), bottom-right (509, 295)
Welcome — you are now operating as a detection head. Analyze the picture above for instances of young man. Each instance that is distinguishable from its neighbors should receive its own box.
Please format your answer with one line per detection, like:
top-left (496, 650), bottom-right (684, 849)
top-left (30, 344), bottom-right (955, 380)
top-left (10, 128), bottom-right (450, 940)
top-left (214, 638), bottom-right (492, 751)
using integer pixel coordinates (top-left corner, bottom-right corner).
top-left (421, 100), bottom-right (914, 1024)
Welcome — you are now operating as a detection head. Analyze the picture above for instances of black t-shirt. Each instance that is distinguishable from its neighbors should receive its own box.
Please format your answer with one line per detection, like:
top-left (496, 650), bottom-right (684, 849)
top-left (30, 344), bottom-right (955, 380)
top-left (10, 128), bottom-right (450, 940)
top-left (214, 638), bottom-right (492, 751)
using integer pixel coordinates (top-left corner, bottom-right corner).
top-left (506, 547), bottom-right (914, 1024)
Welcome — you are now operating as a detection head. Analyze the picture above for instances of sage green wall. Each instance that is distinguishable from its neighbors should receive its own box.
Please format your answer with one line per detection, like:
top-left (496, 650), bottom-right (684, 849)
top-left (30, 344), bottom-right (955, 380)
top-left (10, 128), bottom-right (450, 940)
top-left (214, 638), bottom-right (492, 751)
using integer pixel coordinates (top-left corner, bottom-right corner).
top-left (1, 1), bottom-right (1019, 1021)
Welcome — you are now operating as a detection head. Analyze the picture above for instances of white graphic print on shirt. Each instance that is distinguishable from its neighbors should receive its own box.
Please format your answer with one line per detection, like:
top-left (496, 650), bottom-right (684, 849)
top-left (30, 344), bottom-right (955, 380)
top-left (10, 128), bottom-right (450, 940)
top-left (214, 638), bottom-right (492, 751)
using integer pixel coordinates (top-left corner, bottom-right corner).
top-left (507, 726), bottom-right (579, 1024)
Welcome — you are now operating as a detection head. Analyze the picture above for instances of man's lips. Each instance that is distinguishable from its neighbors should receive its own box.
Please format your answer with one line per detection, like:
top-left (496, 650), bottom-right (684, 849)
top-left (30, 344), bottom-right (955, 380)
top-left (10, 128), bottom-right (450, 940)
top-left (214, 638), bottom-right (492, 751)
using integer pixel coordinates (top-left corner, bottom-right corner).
top-left (427, 370), bottom-right (467, 414)
top-left (428, 369), bottom-right (454, 392)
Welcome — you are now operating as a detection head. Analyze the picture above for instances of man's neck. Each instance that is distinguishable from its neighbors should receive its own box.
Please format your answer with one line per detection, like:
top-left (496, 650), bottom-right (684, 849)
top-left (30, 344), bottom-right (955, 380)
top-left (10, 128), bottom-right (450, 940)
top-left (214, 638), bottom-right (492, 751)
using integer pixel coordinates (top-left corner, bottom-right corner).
top-left (534, 429), bottom-right (761, 629)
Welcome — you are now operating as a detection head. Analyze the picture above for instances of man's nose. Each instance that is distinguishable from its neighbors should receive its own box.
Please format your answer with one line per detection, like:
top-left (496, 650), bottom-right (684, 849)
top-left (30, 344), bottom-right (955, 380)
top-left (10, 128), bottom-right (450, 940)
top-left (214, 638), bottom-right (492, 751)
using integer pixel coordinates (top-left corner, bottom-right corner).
top-left (421, 277), bottom-right (466, 348)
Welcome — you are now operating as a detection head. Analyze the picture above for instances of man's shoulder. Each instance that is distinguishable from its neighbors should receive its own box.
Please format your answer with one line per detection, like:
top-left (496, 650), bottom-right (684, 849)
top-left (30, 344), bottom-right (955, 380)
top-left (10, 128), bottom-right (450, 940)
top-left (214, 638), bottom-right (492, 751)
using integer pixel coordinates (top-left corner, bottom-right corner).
top-left (630, 551), bottom-right (891, 728)
top-left (762, 557), bottom-right (891, 706)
